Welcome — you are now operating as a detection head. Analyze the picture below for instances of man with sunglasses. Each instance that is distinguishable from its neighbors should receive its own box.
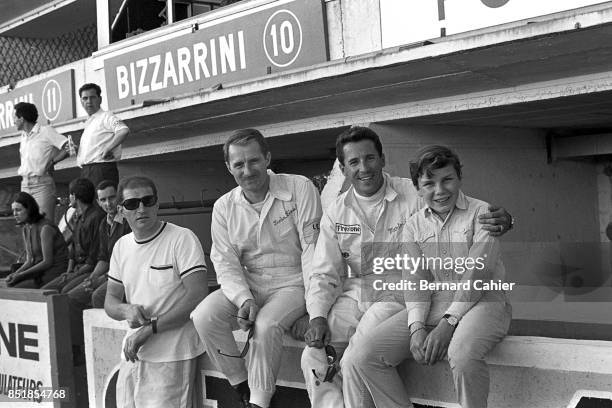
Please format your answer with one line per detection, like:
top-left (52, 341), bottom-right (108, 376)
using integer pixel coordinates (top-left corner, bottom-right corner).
top-left (302, 127), bottom-right (513, 408)
top-left (104, 176), bottom-right (208, 408)
top-left (191, 129), bottom-right (322, 408)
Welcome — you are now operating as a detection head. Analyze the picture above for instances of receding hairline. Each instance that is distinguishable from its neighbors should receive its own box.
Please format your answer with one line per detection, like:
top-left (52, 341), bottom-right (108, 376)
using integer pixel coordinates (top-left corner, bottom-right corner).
top-left (122, 184), bottom-right (155, 194)
top-left (226, 139), bottom-right (269, 162)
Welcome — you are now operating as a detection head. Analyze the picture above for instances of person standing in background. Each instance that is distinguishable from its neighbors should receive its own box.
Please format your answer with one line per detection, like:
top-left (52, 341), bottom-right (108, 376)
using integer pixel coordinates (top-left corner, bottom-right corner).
top-left (77, 83), bottom-right (129, 187)
top-left (15, 102), bottom-right (69, 221)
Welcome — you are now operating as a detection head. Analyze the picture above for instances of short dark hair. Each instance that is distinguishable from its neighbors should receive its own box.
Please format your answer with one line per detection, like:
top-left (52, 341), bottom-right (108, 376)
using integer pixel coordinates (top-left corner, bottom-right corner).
top-left (117, 176), bottom-right (158, 204)
top-left (335, 126), bottom-right (383, 165)
top-left (14, 102), bottom-right (38, 123)
top-left (96, 179), bottom-right (118, 193)
top-left (69, 178), bottom-right (96, 204)
top-left (409, 145), bottom-right (463, 188)
top-left (13, 191), bottom-right (45, 223)
top-left (223, 128), bottom-right (270, 163)
top-left (79, 83), bottom-right (102, 97)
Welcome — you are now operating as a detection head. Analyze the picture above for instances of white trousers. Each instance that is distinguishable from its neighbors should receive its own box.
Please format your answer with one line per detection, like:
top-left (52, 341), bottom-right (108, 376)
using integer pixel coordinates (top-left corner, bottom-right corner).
top-left (116, 358), bottom-right (200, 408)
top-left (342, 292), bottom-right (512, 408)
top-left (191, 286), bottom-right (305, 408)
top-left (22, 175), bottom-right (56, 221)
top-left (301, 295), bottom-right (405, 408)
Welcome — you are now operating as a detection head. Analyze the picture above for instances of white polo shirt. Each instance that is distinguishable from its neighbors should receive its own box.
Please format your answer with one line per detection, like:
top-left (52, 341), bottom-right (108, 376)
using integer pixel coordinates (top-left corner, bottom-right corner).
top-left (108, 222), bottom-right (207, 362)
top-left (77, 109), bottom-right (128, 166)
top-left (18, 123), bottom-right (67, 177)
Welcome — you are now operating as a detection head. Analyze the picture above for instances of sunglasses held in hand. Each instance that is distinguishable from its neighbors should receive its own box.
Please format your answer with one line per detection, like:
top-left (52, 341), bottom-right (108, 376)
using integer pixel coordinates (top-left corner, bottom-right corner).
top-left (218, 325), bottom-right (254, 358)
top-left (121, 195), bottom-right (158, 210)
top-left (312, 345), bottom-right (338, 384)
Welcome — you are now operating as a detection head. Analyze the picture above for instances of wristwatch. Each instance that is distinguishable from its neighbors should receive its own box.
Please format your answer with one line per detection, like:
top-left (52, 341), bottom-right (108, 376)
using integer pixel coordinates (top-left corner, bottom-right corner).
top-left (443, 314), bottom-right (459, 327)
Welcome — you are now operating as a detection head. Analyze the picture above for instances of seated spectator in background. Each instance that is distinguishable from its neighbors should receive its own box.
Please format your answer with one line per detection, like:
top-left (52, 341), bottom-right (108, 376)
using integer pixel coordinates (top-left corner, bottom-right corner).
top-left (67, 180), bottom-right (129, 309)
top-left (65, 180), bottom-right (131, 362)
top-left (105, 176), bottom-right (208, 408)
top-left (77, 83), bottom-right (129, 187)
top-left (72, 180), bottom-right (131, 309)
top-left (3, 192), bottom-right (69, 288)
top-left (15, 102), bottom-right (69, 221)
top-left (42, 178), bottom-right (105, 293)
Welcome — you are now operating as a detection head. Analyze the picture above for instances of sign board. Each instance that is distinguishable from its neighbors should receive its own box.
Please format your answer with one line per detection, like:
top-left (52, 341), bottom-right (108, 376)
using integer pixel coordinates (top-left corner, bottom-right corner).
top-left (381, 0), bottom-right (609, 48)
top-left (0, 290), bottom-right (75, 407)
top-left (0, 70), bottom-right (75, 137)
top-left (104, 0), bottom-right (328, 110)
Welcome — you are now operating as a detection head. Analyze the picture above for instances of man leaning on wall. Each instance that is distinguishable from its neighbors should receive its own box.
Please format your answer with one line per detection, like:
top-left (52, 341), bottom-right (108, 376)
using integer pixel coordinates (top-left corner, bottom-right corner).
top-left (105, 175), bottom-right (208, 408)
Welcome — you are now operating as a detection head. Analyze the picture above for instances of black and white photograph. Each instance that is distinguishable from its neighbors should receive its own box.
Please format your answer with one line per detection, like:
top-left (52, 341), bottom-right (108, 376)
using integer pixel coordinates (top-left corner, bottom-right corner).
top-left (1, 0), bottom-right (611, 407)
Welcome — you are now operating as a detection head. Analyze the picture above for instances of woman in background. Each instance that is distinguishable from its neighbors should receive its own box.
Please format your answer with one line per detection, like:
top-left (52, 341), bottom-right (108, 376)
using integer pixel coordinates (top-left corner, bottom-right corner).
top-left (5, 192), bottom-right (68, 288)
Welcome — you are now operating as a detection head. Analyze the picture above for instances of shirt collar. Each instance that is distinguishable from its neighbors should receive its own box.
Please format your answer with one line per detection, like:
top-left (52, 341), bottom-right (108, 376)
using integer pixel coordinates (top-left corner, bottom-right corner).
top-left (23, 123), bottom-right (41, 138)
top-left (108, 212), bottom-right (123, 225)
top-left (424, 190), bottom-right (467, 217)
top-left (267, 170), bottom-right (292, 201)
top-left (86, 108), bottom-right (104, 122)
top-left (232, 170), bottom-right (292, 204)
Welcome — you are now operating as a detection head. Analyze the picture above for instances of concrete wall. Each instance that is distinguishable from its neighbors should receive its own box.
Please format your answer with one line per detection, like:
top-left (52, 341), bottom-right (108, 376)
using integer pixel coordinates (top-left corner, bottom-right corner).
top-left (84, 308), bottom-right (612, 408)
top-left (325, 0), bottom-right (383, 58)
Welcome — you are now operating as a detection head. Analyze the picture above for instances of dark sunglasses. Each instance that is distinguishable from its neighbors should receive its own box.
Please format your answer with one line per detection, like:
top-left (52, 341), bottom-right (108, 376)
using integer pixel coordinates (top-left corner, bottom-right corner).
top-left (218, 325), bottom-right (254, 358)
top-left (121, 195), bottom-right (158, 210)
top-left (311, 345), bottom-right (338, 383)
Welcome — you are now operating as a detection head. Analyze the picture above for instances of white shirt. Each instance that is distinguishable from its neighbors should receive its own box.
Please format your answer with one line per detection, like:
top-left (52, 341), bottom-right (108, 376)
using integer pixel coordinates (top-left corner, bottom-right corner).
top-left (306, 173), bottom-right (422, 319)
top-left (108, 222), bottom-right (207, 363)
top-left (18, 123), bottom-right (67, 177)
top-left (353, 181), bottom-right (386, 232)
top-left (403, 191), bottom-right (506, 327)
top-left (211, 171), bottom-right (322, 308)
top-left (77, 109), bottom-right (128, 166)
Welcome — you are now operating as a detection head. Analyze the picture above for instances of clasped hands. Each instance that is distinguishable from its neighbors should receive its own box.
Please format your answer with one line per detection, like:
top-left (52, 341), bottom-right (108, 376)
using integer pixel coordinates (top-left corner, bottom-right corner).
top-left (410, 319), bottom-right (455, 365)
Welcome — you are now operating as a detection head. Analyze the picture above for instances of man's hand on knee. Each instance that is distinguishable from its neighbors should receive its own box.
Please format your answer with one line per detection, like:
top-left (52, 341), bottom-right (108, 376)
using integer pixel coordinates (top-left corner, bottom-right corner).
top-left (304, 316), bottom-right (330, 349)
top-left (290, 313), bottom-right (310, 341)
top-left (237, 299), bottom-right (258, 331)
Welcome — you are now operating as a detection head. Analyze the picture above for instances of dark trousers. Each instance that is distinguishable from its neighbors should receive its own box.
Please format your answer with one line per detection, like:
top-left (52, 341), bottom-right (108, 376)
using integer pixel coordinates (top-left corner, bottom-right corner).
top-left (80, 162), bottom-right (119, 188)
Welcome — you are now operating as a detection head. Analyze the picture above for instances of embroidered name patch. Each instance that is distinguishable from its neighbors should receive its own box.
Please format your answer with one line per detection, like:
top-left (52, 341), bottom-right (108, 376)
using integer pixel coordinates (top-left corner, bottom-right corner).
top-left (336, 223), bottom-right (361, 235)
top-left (273, 206), bottom-right (297, 226)
top-left (387, 220), bottom-right (406, 234)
